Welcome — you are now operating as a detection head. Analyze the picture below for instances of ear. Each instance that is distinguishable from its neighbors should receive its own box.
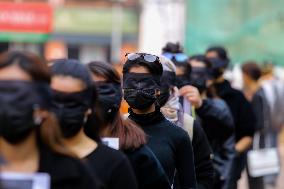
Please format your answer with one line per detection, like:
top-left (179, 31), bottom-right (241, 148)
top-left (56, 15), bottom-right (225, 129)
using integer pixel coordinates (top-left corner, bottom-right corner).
top-left (155, 89), bottom-right (161, 96)
top-left (33, 108), bottom-right (49, 125)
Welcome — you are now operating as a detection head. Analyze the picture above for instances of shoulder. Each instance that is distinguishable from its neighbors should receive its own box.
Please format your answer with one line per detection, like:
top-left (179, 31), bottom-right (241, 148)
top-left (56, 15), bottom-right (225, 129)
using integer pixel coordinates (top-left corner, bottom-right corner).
top-left (39, 149), bottom-right (95, 182)
top-left (89, 144), bottom-right (129, 163)
top-left (162, 119), bottom-right (190, 137)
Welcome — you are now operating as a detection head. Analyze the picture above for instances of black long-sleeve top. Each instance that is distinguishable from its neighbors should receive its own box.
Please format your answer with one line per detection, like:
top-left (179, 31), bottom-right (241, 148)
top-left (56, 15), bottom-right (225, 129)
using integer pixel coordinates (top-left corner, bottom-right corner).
top-left (214, 80), bottom-right (255, 142)
top-left (191, 121), bottom-right (214, 189)
top-left (85, 144), bottom-right (138, 189)
top-left (196, 98), bottom-right (234, 142)
top-left (125, 145), bottom-right (171, 189)
top-left (129, 108), bottom-right (197, 189)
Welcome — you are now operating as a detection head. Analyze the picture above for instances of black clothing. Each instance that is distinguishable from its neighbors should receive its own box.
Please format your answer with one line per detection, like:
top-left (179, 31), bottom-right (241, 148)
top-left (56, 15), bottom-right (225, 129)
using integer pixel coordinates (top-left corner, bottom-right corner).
top-left (214, 80), bottom-right (255, 142)
top-left (196, 99), bottom-right (234, 141)
top-left (196, 99), bottom-right (235, 189)
top-left (214, 80), bottom-right (256, 188)
top-left (85, 144), bottom-right (138, 189)
top-left (125, 145), bottom-right (171, 189)
top-left (192, 121), bottom-right (214, 189)
top-left (38, 147), bottom-right (98, 189)
top-left (129, 108), bottom-right (197, 189)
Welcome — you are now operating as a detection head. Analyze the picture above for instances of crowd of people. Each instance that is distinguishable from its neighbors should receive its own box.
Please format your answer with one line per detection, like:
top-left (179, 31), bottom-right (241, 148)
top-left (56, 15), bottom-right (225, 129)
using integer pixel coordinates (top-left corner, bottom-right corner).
top-left (0, 42), bottom-right (283, 189)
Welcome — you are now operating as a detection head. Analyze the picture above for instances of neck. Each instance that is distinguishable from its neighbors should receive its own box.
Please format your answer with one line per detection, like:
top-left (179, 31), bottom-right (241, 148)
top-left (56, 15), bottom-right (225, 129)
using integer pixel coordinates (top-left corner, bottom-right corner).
top-left (0, 131), bottom-right (39, 172)
top-left (132, 104), bottom-right (156, 114)
top-left (63, 128), bottom-right (97, 158)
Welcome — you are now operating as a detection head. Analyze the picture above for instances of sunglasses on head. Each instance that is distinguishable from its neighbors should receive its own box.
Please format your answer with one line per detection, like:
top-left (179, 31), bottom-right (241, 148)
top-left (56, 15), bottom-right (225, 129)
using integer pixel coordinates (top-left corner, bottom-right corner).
top-left (163, 52), bottom-right (188, 62)
top-left (125, 53), bottom-right (160, 63)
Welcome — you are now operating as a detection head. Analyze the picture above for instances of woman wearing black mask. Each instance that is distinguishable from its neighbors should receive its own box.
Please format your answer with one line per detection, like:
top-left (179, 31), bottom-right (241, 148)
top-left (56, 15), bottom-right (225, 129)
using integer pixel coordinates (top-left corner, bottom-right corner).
top-left (50, 59), bottom-right (137, 189)
top-left (123, 53), bottom-right (197, 189)
top-left (87, 61), bottom-right (171, 189)
top-left (158, 56), bottom-right (214, 189)
top-left (0, 51), bottom-right (99, 189)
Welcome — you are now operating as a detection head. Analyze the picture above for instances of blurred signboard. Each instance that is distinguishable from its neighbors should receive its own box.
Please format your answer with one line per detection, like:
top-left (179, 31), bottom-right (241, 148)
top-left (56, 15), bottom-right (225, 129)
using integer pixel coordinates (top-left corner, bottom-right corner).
top-left (54, 7), bottom-right (138, 35)
top-left (185, 0), bottom-right (284, 66)
top-left (0, 3), bottom-right (53, 42)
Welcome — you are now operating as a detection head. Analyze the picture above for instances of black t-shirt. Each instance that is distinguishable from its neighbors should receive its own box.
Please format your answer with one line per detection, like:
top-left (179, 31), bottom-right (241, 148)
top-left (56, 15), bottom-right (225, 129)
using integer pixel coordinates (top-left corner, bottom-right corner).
top-left (38, 147), bottom-right (99, 189)
top-left (84, 144), bottom-right (138, 189)
top-left (129, 108), bottom-right (197, 189)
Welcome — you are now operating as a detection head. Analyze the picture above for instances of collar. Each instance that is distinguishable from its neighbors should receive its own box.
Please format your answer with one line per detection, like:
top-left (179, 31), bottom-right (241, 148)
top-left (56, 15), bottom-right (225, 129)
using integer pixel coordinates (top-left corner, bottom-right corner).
top-left (38, 147), bottom-right (81, 181)
top-left (214, 80), bottom-right (233, 97)
top-left (128, 106), bottom-right (165, 126)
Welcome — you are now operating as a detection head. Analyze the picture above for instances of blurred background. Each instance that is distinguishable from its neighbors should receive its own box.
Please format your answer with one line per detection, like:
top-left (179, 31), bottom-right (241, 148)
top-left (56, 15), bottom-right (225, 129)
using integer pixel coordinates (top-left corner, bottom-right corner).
top-left (0, 1), bottom-right (284, 188)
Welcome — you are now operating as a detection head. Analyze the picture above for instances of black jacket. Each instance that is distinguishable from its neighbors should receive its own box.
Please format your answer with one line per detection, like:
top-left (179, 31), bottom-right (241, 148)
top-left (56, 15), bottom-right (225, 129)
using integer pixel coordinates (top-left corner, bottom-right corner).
top-left (214, 80), bottom-right (255, 142)
top-left (38, 147), bottom-right (99, 189)
top-left (196, 98), bottom-right (235, 187)
top-left (125, 145), bottom-right (171, 189)
top-left (191, 121), bottom-right (214, 189)
top-left (129, 108), bottom-right (197, 189)
top-left (196, 99), bottom-right (234, 141)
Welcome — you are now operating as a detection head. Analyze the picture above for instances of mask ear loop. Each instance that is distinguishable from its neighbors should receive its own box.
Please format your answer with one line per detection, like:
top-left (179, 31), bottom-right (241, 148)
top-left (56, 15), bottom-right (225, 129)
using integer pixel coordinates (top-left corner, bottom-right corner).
top-left (33, 104), bottom-right (43, 126)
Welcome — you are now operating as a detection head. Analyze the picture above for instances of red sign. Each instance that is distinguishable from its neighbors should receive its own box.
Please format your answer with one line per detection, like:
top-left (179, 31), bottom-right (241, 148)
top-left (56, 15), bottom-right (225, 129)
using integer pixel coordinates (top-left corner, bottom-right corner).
top-left (0, 3), bottom-right (53, 34)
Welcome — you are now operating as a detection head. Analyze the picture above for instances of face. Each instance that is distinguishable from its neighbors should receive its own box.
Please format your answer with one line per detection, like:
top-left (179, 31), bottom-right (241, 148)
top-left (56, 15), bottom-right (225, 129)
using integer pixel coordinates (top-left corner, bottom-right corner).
top-left (129, 66), bottom-right (150, 74)
top-left (91, 73), bottom-right (107, 82)
top-left (51, 75), bottom-right (86, 93)
top-left (176, 66), bottom-right (186, 76)
top-left (206, 51), bottom-right (218, 59)
top-left (189, 60), bottom-right (206, 69)
top-left (0, 64), bottom-right (31, 81)
top-left (242, 72), bottom-right (251, 87)
top-left (0, 64), bottom-right (45, 144)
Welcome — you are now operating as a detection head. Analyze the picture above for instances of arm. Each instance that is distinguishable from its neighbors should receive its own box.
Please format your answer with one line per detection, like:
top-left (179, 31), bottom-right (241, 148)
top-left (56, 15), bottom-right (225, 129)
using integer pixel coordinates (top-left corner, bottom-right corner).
top-left (176, 130), bottom-right (197, 189)
top-left (192, 121), bottom-right (214, 189)
top-left (236, 93), bottom-right (256, 153)
top-left (196, 99), bottom-right (234, 140)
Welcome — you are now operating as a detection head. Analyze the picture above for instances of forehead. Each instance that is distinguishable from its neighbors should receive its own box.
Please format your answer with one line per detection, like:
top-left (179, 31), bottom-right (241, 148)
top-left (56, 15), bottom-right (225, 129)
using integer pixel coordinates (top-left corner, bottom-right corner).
top-left (51, 75), bottom-right (86, 93)
top-left (129, 65), bottom-right (150, 74)
top-left (0, 64), bottom-right (32, 81)
top-left (206, 51), bottom-right (218, 58)
top-left (190, 60), bottom-right (206, 68)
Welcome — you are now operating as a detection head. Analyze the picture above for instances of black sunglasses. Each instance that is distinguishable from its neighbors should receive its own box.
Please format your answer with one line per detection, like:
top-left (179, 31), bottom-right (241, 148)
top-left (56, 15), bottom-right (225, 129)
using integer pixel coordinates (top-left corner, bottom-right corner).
top-left (125, 53), bottom-right (159, 63)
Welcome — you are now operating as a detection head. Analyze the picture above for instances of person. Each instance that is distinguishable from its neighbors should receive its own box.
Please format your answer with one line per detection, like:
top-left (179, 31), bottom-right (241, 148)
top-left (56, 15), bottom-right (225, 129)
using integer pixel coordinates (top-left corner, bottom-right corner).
top-left (50, 59), bottom-right (138, 189)
top-left (0, 51), bottom-right (99, 189)
top-left (260, 62), bottom-right (284, 186)
top-left (205, 46), bottom-right (256, 189)
top-left (241, 62), bottom-right (275, 189)
top-left (87, 61), bottom-right (171, 189)
top-left (158, 55), bottom-right (214, 189)
top-left (122, 52), bottom-right (197, 189)
top-left (187, 55), bottom-right (235, 189)
top-left (162, 43), bottom-right (234, 189)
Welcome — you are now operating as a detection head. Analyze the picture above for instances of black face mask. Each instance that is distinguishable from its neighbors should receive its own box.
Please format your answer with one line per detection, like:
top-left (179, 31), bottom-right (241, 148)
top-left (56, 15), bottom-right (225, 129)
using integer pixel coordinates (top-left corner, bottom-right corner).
top-left (190, 67), bottom-right (208, 93)
top-left (208, 58), bottom-right (229, 79)
top-left (123, 73), bottom-right (160, 110)
top-left (176, 74), bottom-right (191, 89)
top-left (51, 89), bottom-right (90, 138)
top-left (96, 82), bottom-right (122, 123)
top-left (0, 81), bottom-right (47, 144)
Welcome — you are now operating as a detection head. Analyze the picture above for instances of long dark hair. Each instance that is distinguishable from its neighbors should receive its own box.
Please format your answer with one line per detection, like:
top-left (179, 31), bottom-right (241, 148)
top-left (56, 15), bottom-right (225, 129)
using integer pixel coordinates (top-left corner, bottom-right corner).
top-left (0, 51), bottom-right (74, 157)
top-left (88, 61), bottom-right (147, 150)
